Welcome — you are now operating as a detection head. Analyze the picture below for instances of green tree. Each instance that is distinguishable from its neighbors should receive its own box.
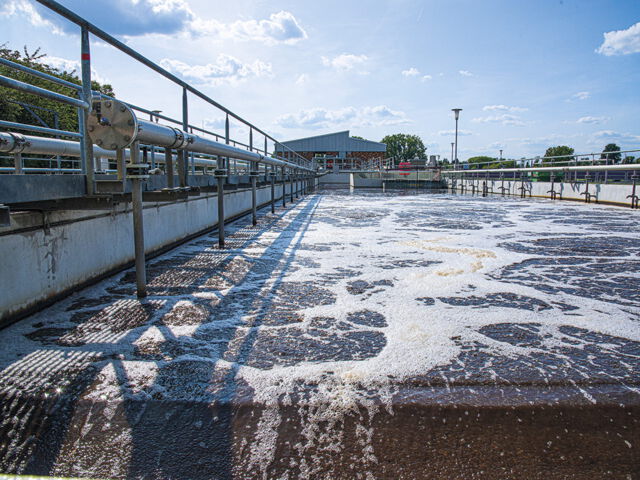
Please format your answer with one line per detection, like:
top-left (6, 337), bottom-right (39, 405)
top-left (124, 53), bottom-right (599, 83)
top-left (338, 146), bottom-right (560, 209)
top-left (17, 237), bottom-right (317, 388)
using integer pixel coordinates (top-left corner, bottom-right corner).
top-left (600, 143), bottom-right (621, 163)
top-left (467, 156), bottom-right (496, 169)
top-left (0, 44), bottom-right (115, 134)
top-left (380, 133), bottom-right (426, 160)
top-left (543, 145), bottom-right (574, 165)
top-left (487, 160), bottom-right (515, 169)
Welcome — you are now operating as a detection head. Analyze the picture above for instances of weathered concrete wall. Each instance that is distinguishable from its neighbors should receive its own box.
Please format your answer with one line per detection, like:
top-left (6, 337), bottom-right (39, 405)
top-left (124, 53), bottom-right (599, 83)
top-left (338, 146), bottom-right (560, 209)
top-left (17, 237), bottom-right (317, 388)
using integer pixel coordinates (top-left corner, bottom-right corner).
top-left (319, 173), bottom-right (351, 185)
top-left (0, 183), bottom-right (292, 325)
top-left (349, 173), bottom-right (383, 188)
top-left (445, 178), bottom-right (638, 207)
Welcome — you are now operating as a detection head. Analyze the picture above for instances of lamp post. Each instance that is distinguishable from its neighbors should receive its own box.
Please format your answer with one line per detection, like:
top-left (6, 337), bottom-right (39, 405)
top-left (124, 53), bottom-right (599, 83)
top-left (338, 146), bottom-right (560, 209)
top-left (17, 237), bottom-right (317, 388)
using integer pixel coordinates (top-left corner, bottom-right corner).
top-left (452, 108), bottom-right (462, 163)
top-left (451, 142), bottom-right (454, 165)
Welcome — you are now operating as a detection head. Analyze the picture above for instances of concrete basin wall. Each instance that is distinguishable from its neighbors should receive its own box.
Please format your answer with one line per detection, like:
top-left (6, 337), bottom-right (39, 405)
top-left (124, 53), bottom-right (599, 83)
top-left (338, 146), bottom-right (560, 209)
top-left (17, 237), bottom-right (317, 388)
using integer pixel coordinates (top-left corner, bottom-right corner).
top-left (0, 183), bottom-right (297, 326)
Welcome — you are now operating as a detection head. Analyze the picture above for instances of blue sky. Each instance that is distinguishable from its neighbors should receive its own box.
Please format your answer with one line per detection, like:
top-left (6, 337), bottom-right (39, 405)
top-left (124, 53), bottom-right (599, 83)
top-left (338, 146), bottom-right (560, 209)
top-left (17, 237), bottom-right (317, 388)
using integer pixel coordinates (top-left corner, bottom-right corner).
top-left (2, 0), bottom-right (639, 160)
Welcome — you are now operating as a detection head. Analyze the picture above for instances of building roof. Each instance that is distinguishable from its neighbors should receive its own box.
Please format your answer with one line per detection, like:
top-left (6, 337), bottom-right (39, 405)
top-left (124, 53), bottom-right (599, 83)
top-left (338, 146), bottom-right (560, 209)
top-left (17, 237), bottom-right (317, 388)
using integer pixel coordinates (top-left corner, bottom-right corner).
top-left (277, 131), bottom-right (386, 153)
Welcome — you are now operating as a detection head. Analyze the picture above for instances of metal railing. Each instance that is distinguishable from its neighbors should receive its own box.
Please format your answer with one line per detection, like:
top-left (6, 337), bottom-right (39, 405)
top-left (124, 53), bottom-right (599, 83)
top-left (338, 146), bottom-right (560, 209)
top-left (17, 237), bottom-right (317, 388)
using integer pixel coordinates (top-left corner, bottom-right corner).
top-left (441, 148), bottom-right (640, 172)
top-left (0, 0), bottom-right (314, 186)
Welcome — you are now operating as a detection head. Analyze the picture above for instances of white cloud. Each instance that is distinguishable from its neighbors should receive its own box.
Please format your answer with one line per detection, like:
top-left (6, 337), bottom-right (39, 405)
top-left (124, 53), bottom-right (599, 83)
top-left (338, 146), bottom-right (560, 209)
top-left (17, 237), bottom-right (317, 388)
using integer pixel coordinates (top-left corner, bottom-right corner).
top-left (160, 55), bottom-right (272, 86)
top-left (321, 54), bottom-right (369, 72)
top-left (596, 22), bottom-right (640, 56)
top-left (421, 75), bottom-right (432, 81)
top-left (35, 56), bottom-right (110, 84)
top-left (1, 0), bottom-right (63, 34)
top-left (482, 105), bottom-right (528, 112)
top-left (4, 0), bottom-right (306, 44)
top-left (517, 133), bottom-right (581, 147)
top-left (577, 116), bottom-right (609, 125)
top-left (571, 91), bottom-right (590, 101)
top-left (203, 118), bottom-right (226, 131)
top-left (194, 10), bottom-right (307, 45)
top-left (276, 105), bottom-right (409, 129)
top-left (295, 74), bottom-right (309, 85)
top-left (438, 129), bottom-right (473, 136)
top-left (459, 70), bottom-right (474, 77)
top-left (401, 67), bottom-right (420, 77)
top-left (472, 114), bottom-right (525, 126)
top-left (591, 130), bottom-right (640, 143)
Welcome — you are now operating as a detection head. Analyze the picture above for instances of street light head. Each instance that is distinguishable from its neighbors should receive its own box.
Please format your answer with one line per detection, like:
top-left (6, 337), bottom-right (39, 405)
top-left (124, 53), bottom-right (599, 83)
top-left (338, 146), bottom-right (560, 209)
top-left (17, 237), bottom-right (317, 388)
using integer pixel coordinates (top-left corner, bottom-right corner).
top-left (452, 108), bottom-right (462, 120)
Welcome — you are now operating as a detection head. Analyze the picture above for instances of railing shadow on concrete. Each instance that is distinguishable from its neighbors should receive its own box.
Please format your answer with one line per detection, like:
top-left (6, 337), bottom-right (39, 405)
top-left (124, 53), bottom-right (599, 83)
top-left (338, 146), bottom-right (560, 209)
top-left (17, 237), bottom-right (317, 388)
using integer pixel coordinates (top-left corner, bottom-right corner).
top-left (0, 194), bottom-right (320, 478)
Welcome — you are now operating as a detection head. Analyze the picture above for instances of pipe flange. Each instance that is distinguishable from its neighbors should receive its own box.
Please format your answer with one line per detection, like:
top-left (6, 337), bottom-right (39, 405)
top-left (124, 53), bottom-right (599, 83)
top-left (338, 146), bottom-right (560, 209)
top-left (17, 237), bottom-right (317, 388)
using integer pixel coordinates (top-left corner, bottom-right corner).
top-left (88, 99), bottom-right (138, 149)
top-left (6, 132), bottom-right (28, 154)
top-left (167, 127), bottom-right (187, 149)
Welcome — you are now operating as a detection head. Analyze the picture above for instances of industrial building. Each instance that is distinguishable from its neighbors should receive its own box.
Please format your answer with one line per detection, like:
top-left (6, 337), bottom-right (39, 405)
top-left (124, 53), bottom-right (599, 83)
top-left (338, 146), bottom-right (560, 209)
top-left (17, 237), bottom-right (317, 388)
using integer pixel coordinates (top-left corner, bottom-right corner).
top-left (275, 131), bottom-right (387, 170)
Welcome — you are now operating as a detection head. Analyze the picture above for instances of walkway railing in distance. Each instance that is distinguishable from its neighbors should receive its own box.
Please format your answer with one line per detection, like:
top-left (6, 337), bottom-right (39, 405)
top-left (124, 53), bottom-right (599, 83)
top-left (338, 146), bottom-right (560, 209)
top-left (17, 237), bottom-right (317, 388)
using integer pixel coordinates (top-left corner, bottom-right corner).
top-left (439, 147), bottom-right (640, 208)
top-left (442, 148), bottom-right (640, 172)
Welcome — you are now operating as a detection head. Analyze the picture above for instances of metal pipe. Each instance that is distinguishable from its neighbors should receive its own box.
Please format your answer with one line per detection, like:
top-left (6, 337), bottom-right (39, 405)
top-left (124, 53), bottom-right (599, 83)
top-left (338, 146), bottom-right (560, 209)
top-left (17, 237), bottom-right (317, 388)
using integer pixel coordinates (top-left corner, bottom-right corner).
top-left (0, 131), bottom-right (224, 172)
top-left (87, 100), bottom-right (313, 172)
top-left (0, 74), bottom-right (89, 109)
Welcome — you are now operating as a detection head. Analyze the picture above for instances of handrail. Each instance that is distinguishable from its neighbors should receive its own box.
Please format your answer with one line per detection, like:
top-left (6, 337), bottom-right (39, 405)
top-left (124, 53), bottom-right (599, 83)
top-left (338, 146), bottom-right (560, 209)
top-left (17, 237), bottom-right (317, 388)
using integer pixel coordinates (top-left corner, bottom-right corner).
top-left (442, 164), bottom-right (640, 174)
top-left (34, 0), bottom-right (308, 167)
top-left (443, 148), bottom-right (640, 171)
top-left (0, 57), bottom-right (82, 91)
top-left (0, 120), bottom-right (82, 138)
top-left (0, 74), bottom-right (89, 109)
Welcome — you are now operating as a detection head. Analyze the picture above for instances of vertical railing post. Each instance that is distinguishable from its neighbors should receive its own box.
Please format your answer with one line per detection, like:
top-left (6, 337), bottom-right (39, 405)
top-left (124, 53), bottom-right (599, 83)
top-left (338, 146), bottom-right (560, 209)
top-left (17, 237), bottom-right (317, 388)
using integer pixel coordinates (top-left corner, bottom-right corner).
top-left (180, 87), bottom-right (189, 187)
top-left (129, 141), bottom-right (148, 298)
top-left (165, 148), bottom-right (174, 188)
top-left (270, 165), bottom-right (275, 214)
top-left (282, 166), bottom-right (286, 207)
top-left (116, 148), bottom-right (125, 188)
top-left (290, 170), bottom-right (294, 203)
top-left (215, 152), bottom-right (227, 248)
top-left (217, 173), bottom-right (225, 248)
top-left (225, 114), bottom-right (231, 176)
top-left (13, 153), bottom-right (23, 175)
top-left (250, 167), bottom-right (258, 226)
top-left (190, 127), bottom-right (195, 175)
top-left (80, 26), bottom-right (94, 194)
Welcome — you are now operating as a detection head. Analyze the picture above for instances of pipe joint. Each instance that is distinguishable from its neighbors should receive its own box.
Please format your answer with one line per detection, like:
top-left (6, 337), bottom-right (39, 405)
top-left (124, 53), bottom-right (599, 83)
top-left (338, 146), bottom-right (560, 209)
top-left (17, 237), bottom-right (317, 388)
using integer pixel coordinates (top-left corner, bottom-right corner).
top-left (6, 133), bottom-right (28, 154)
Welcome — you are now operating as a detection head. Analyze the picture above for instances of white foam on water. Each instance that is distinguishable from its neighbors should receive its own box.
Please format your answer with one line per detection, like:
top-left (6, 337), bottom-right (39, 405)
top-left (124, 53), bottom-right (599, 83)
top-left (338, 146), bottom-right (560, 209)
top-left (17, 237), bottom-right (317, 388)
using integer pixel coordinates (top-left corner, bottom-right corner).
top-left (1, 191), bottom-right (639, 478)
top-left (228, 193), bottom-right (640, 476)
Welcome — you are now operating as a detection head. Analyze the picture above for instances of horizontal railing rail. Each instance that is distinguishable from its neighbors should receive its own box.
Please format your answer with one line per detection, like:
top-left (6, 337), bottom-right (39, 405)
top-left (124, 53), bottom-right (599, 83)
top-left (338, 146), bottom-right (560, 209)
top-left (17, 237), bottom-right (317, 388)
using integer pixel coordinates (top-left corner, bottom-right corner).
top-left (33, 0), bottom-right (308, 168)
top-left (442, 148), bottom-right (640, 172)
